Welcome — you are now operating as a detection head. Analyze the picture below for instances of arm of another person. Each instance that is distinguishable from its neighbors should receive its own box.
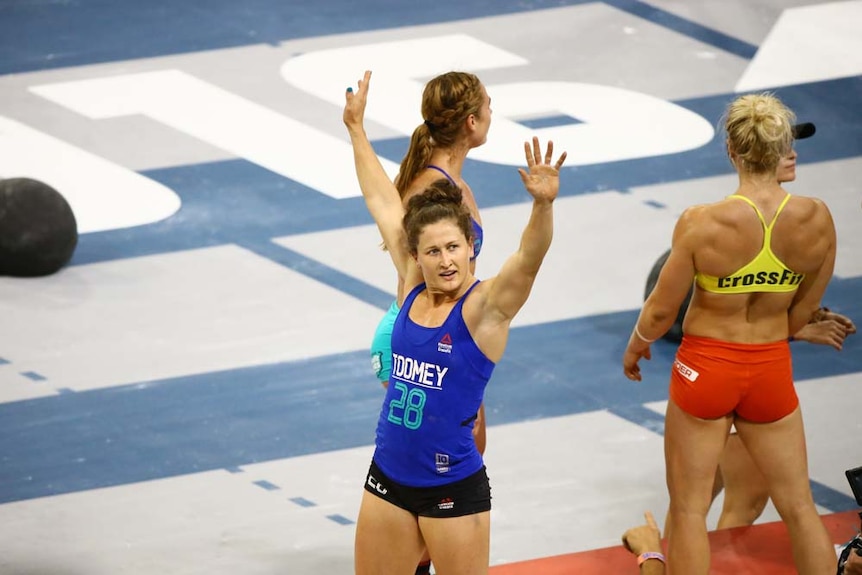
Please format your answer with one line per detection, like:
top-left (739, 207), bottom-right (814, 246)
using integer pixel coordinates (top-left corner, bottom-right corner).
top-left (471, 138), bottom-right (565, 361)
top-left (622, 511), bottom-right (666, 575)
top-left (846, 548), bottom-right (862, 575)
top-left (815, 308), bottom-right (857, 334)
top-left (787, 199), bottom-right (837, 336)
top-left (623, 209), bottom-right (699, 381)
top-left (343, 70), bottom-right (416, 292)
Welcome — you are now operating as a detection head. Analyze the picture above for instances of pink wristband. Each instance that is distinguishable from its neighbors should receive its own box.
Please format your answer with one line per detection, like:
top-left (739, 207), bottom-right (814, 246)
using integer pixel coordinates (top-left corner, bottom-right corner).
top-left (637, 552), bottom-right (665, 566)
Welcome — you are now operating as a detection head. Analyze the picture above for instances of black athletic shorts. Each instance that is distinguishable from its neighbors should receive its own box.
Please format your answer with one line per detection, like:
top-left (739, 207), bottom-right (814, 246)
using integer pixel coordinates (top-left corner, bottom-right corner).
top-left (363, 460), bottom-right (491, 518)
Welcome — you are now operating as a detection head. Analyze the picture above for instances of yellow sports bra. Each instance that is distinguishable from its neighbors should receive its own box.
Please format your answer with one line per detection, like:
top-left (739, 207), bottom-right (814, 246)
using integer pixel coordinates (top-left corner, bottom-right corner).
top-left (695, 194), bottom-right (804, 294)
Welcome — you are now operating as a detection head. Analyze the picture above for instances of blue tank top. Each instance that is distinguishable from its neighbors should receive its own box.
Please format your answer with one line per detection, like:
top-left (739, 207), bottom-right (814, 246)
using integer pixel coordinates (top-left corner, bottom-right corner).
top-left (373, 281), bottom-right (495, 487)
top-left (427, 164), bottom-right (484, 259)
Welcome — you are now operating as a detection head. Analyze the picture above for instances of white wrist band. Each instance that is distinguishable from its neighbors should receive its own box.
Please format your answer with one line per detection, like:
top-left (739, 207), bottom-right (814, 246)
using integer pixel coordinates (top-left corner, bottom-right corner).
top-left (634, 325), bottom-right (657, 343)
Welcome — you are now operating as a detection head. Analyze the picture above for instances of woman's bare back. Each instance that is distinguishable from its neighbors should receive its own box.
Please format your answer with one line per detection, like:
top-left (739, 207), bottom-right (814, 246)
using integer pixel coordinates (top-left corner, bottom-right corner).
top-left (680, 189), bottom-right (835, 342)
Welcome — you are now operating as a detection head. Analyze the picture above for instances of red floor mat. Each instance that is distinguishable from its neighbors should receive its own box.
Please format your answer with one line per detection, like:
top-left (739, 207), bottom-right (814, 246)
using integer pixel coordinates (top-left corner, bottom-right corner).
top-left (491, 510), bottom-right (860, 574)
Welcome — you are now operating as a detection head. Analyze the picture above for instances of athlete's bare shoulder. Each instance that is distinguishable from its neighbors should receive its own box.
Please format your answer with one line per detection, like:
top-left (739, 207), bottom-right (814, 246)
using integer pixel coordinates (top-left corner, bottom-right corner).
top-left (785, 194), bottom-right (832, 225)
top-left (772, 194), bottom-right (835, 270)
top-left (782, 194), bottom-right (836, 249)
top-left (672, 197), bottom-right (752, 258)
top-left (675, 201), bottom-right (720, 237)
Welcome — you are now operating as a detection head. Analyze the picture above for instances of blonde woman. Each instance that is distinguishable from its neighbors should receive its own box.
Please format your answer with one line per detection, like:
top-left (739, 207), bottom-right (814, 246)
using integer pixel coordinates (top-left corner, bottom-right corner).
top-left (624, 93), bottom-right (837, 575)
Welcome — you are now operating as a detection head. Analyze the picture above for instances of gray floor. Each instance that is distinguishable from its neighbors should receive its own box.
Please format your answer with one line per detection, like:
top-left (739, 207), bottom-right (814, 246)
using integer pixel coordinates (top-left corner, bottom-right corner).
top-left (1, 1), bottom-right (861, 573)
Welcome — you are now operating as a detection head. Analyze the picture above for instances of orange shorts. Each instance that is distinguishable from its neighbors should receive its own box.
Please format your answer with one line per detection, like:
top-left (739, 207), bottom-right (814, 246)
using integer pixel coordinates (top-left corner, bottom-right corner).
top-left (669, 334), bottom-right (798, 423)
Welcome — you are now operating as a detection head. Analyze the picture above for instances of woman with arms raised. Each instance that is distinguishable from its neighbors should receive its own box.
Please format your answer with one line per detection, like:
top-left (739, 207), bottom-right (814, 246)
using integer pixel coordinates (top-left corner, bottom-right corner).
top-left (344, 70), bottom-right (566, 575)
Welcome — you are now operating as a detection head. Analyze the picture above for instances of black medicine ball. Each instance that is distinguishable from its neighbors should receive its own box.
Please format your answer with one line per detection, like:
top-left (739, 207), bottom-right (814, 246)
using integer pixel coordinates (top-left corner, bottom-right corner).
top-left (0, 177), bottom-right (78, 276)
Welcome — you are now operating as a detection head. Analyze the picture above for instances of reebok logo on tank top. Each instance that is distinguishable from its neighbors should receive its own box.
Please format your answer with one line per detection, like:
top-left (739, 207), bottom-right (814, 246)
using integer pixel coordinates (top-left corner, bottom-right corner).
top-left (438, 333), bottom-right (453, 354)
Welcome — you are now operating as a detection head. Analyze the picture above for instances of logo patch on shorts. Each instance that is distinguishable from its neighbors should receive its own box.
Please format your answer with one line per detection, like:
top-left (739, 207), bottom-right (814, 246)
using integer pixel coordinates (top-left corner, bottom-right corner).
top-left (437, 497), bottom-right (454, 511)
top-left (367, 474), bottom-right (388, 495)
top-left (673, 359), bottom-right (700, 382)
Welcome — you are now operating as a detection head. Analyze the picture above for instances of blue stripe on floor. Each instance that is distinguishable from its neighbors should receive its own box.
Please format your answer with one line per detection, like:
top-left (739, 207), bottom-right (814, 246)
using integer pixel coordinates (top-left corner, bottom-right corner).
top-left (643, 200), bottom-right (666, 209)
top-left (0, 0), bottom-right (598, 75)
top-left (61, 77), bottom-right (862, 272)
top-left (518, 115), bottom-right (584, 130)
top-left (236, 239), bottom-right (393, 311)
top-left (609, 403), bottom-right (859, 512)
top-left (605, 0), bottom-right (758, 59)
top-left (0, 0), bottom-right (766, 76)
top-left (1, 291), bottom-right (858, 505)
top-left (810, 481), bottom-right (859, 513)
top-left (253, 479), bottom-right (281, 491)
top-left (608, 405), bottom-right (666, 436)
top-left (327, 514), bottom-right (355, 525)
